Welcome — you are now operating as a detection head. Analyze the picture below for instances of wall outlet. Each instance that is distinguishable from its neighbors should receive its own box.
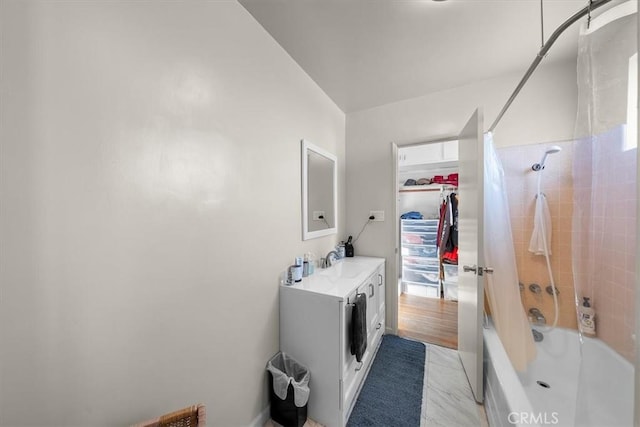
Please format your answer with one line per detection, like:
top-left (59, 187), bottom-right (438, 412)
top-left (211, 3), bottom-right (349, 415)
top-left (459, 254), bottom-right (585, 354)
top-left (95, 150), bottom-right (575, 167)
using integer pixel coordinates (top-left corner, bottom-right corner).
top-left (313, 211), bottom-right (325, 221)
top-left (370, 210), bottom-right (385, 221)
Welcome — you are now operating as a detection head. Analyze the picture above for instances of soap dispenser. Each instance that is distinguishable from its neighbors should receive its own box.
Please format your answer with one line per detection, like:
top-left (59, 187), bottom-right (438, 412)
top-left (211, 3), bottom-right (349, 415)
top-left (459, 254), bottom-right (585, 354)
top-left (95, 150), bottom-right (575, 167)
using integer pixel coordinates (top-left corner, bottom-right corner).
top-left (578, 297), bottom-right (596, 337)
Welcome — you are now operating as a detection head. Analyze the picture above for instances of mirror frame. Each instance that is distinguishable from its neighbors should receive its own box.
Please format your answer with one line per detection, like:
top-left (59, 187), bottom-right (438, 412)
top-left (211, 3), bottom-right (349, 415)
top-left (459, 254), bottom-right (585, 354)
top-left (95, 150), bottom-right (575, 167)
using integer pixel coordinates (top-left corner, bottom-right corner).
top-left (301, 139), bottom-right (338, 240)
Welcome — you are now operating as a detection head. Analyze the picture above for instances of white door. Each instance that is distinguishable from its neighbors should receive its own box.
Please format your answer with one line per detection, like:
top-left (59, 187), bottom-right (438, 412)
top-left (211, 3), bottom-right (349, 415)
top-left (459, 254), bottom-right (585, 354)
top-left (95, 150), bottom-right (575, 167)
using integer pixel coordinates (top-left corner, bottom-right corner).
top-left (457, 108), bottom-right (485, 403)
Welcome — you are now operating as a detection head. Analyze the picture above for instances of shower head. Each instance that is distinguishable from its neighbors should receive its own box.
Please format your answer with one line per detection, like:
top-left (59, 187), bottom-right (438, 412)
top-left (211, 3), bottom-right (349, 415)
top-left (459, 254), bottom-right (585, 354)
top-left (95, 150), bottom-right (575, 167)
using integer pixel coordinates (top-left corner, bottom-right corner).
top-left (532, 145), bottom-right (562, 171)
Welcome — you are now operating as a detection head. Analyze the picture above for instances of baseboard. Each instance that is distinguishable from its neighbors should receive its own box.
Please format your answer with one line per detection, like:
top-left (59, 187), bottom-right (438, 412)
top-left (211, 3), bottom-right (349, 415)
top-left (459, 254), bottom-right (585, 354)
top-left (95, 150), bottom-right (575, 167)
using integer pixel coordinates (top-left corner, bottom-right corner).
top-left (249, 405), bottom-right (270, 427)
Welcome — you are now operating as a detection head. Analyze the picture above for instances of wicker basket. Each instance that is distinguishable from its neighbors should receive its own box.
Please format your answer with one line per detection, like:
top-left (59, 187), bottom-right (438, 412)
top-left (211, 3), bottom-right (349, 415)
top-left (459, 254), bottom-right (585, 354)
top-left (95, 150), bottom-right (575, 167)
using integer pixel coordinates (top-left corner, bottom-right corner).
top-left (132, 403), bottom-right (206, 427)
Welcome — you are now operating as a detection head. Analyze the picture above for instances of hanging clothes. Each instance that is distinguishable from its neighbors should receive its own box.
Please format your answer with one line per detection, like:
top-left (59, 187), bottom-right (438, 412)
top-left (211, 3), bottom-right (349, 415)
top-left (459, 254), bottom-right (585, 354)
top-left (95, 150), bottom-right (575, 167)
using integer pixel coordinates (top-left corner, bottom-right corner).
top-left (438, 197), bottom-right (451, 254)
top-left (440, 192), bottom-right (458, 264)
top-left (448, 193), bottom-right (458, 250)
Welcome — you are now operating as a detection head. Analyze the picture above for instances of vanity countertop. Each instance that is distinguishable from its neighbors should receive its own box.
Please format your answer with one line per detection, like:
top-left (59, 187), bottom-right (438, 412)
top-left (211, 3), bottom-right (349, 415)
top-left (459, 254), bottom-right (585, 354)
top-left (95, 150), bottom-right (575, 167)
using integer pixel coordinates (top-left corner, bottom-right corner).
top-left (282, 256), bottom-right (384, 299)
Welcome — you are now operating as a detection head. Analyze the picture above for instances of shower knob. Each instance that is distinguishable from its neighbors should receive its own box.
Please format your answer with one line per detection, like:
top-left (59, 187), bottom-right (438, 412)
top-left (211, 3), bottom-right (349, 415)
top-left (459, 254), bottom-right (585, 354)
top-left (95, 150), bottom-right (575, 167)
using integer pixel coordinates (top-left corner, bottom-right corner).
top-left (546, 285), bottom-right (559, 295)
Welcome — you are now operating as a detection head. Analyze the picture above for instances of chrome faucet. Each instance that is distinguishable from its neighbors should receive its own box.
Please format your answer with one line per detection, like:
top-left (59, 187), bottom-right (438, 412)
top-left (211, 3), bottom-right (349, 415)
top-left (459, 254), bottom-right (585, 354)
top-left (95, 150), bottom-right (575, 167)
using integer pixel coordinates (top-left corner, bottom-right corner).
top-left (528, 307), bottom-right (546, 325)
top-left (323, 250), bottom-right (339, 268)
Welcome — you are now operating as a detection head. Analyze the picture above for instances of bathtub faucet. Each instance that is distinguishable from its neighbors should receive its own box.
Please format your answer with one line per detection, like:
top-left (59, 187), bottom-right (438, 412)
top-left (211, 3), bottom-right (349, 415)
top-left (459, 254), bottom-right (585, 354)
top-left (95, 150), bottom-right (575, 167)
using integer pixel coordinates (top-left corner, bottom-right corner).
top-left (528, 308), bottom-right (546, 325)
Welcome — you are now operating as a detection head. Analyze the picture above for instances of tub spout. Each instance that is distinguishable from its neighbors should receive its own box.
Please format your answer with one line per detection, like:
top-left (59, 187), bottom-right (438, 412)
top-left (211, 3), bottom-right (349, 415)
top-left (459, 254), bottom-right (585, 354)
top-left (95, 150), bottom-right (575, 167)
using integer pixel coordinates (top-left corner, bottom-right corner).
top-left (528, 307), bottom-right (546, 325)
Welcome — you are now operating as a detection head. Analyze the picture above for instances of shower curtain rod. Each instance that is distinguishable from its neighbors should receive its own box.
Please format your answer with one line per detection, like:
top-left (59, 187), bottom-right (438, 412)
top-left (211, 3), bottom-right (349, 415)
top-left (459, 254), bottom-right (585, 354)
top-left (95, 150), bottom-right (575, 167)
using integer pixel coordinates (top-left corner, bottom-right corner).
top-left (488, 0), bottom-right (613, 133)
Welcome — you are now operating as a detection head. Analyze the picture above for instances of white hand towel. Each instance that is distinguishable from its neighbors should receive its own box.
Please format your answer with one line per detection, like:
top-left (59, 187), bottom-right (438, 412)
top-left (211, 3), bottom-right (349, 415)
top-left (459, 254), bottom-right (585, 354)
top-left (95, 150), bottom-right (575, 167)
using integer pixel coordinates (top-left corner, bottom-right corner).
top-left (528, 193), bottom-right (552, 255)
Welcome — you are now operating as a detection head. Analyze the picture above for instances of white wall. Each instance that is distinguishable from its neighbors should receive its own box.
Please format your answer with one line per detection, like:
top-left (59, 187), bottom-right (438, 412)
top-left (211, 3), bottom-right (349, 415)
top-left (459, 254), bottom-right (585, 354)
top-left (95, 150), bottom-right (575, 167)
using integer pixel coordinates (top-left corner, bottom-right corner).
top-left (398, 191), bottom-right (441, 220)
top-left (345, 60), bottom-right (578, 331)
top-left (0, 1), bottom-right (344, 425)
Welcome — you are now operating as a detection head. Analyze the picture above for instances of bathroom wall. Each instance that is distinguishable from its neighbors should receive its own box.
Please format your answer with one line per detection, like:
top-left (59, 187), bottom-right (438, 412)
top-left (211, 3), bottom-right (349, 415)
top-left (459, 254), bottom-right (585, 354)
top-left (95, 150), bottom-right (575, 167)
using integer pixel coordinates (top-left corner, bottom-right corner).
top-left (0, 1), bottom-right (344, 426)
top-left (346, 60), bottom-right (579, 332)
top-left (573, 131), bottom-right (637, 362)
top-left (497, 141), bottom-right (578, 330)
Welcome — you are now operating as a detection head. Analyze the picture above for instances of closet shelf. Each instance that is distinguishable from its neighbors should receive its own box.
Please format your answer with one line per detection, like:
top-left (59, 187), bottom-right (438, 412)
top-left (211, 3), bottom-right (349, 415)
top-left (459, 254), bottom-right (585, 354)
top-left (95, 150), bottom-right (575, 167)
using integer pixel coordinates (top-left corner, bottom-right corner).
top-left (399, 185), bottom-right (457, 193)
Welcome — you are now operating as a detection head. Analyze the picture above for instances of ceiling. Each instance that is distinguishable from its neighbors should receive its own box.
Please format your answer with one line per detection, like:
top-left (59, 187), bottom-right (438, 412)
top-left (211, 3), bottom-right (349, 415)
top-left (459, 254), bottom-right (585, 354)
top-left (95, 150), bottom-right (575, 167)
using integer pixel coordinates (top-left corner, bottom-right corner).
top-left (239, 0), bottom-right (607, 113)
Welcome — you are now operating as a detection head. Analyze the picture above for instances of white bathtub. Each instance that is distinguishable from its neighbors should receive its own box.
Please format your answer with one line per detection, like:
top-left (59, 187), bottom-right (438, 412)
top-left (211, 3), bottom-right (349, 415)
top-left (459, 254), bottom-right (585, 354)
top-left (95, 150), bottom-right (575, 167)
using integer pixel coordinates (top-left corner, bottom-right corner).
top-left (484, 325), bottom-right (634, 427)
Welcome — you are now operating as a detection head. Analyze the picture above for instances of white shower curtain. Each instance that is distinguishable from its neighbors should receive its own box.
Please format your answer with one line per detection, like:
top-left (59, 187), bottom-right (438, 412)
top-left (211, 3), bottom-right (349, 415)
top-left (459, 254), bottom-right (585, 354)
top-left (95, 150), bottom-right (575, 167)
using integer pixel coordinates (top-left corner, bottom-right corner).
top-left (484, 132), bottom-right (536, 372)
top-left (572, 3), bottom-right (637, 425)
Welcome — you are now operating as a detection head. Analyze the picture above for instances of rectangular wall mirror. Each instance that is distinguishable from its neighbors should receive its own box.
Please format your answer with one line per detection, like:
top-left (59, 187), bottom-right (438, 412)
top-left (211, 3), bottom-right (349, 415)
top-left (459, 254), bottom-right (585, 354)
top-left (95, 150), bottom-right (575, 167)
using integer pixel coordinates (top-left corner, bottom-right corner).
top-left (301, 139), bottom-right (337, 240)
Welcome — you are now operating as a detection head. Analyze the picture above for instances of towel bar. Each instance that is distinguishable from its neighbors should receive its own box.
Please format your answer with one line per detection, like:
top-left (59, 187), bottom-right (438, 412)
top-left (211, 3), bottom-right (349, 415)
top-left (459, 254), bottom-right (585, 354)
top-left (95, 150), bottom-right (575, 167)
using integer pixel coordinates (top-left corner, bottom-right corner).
top-left (347, 292), bottom-right (366, 306)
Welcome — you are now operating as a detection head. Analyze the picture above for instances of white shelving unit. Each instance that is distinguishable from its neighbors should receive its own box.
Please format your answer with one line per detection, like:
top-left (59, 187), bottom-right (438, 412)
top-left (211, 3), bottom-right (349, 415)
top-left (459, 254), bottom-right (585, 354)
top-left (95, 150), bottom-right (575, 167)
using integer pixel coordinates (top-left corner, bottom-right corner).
top-left (442, 263), bottom-right (459, 301)
top-left (400, 219), bottom-right (440, 296)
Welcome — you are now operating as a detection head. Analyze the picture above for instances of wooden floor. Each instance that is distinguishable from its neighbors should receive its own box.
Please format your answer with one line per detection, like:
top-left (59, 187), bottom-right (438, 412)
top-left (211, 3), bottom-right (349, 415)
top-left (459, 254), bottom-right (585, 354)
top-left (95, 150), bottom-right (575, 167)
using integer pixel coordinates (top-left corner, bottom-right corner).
top-left (398, 293), bottom-right (458, 349)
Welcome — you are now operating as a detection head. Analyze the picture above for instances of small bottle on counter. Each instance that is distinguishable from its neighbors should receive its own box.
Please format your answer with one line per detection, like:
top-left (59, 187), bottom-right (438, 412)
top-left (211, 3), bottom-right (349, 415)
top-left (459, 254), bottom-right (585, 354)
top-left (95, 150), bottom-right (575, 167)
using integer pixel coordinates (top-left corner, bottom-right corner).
top-left (337, 242), bottom-right (345, 259)
top-left (307, 253), bottom-right (315, 275)
top-left (292, 257), bottom-right (303, 282)
top-left (578, 297), bottom-right (596, 337)
top-left (302, 254), bottom-right (309, 277)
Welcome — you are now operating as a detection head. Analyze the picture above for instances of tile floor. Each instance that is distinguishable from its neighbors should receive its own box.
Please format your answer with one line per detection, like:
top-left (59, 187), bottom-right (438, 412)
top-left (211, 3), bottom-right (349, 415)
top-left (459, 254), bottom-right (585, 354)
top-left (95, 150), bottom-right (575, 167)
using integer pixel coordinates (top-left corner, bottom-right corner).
top-left (267, 339), bottom-right (489, 427)
top-left (422, 343), bottom-right (489, 427)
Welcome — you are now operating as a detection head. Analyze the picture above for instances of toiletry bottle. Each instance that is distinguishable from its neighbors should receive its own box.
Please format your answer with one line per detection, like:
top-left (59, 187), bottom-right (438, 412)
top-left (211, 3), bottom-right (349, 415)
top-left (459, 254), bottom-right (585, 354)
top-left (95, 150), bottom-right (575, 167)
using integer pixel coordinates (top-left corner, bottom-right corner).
top-left (337, 242), bottom-right (345, 259)
top-left (293, 257), bottom-right (303, 282)
top-left (307, 253), bottom-right (315, 275)
top-left (286, 265), bottom-right (295, 285)
top-left (578, 297), bottom-right (596, 337)
top-left (302, 254), bottom-right (309, 277)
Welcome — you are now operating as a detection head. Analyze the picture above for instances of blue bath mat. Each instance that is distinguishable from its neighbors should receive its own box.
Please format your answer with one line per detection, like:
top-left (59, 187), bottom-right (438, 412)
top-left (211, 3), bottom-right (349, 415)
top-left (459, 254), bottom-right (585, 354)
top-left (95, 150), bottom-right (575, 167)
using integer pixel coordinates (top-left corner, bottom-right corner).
top-left (347, 335), bottom-right (426, 427)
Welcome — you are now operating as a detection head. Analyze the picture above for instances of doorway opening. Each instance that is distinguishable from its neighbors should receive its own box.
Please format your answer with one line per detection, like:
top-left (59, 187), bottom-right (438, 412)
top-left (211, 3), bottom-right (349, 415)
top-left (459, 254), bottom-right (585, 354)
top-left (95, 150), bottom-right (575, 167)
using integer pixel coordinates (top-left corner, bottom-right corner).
top-left (395, 139), bottom-right (459, 349)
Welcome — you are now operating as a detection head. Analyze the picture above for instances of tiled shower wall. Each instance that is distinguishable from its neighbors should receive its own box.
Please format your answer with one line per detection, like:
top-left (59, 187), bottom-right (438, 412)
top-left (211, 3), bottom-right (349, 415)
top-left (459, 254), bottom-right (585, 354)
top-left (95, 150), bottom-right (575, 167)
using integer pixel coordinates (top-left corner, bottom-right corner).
top-left (497, 141), bottom-right (577, 330)
top-left (573, 127), bottom-right (636, 362)
top-left (498, 136), bottom-right (637, 362)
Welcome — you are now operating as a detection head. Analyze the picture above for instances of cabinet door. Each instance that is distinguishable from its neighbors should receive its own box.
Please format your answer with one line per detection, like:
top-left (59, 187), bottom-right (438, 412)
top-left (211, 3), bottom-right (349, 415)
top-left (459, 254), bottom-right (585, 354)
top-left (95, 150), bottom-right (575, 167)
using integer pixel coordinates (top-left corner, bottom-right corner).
top-left (443, 139), bottom-right (459, 161)
top-left (342, 285), bottom-right (371, 412)
top-left (376, 265), bottom-right (385, 315)
top-left (399, 142), bottom-right (443, 166)
top-left (365, 276), bottom-right (378, 345)
top-left (343, 285), bottom-right (368, 375)
top-left (373, 265), bottom-right (385, 337)
top-left (342, 288), bottom-right (358, 386)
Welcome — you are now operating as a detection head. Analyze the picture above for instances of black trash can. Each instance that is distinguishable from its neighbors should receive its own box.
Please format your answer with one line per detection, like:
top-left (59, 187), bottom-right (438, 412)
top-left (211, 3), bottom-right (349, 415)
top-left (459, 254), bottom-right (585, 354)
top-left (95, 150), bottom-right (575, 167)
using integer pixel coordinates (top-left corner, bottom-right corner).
top-left (266, 352), bottom-right (310, 427)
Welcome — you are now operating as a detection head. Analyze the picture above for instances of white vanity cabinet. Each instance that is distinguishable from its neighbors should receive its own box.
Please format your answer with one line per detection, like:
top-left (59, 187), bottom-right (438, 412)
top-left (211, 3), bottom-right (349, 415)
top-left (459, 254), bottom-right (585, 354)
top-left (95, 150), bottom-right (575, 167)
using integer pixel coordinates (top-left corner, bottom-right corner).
top-left (362, 264), bottom-right (386, 346)
top-left (279, 257), bottom-right (386, 427)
